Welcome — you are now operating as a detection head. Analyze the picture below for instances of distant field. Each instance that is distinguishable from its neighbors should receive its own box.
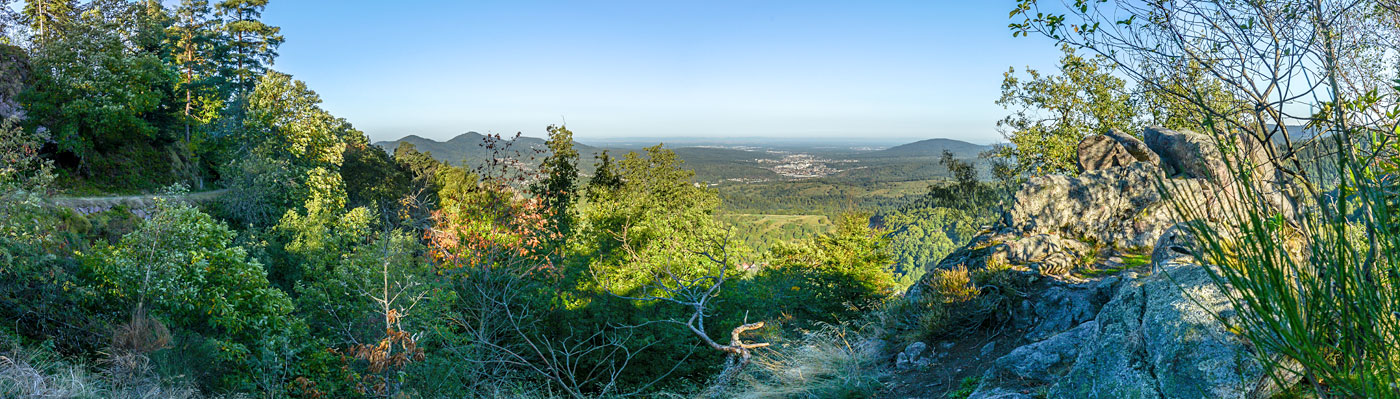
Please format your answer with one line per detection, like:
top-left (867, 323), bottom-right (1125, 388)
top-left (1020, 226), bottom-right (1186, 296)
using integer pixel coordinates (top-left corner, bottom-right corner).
top-left (717, 178), bottom-right (943, 215)
top-left (717, 213), bottom-right (834, 253)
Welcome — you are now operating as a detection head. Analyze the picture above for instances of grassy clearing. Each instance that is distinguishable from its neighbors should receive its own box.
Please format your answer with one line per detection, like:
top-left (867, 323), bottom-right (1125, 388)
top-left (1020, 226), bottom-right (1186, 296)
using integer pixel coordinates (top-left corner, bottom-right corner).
top-left (718, 213), bottom-right (834, 252)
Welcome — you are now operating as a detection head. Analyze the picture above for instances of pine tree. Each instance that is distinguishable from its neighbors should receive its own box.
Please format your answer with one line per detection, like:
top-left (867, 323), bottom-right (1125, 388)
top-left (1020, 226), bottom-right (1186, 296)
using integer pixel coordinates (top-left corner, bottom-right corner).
top-left (587, 150), bottom-right (623, 199)
top-left (170, 0), bottom-right (222, 142)
top-left (21, 0), bottom-right (75, 44)
top-left (532, 125), bottom-right (580, 244)
top-left (216, 0), bottom-right (282, 92)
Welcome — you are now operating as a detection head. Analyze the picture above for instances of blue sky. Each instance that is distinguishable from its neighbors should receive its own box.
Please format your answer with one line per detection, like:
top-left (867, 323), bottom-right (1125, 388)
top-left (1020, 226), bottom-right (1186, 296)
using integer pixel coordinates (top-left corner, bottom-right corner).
top-left (262, 1), bottom-right (1064, 144)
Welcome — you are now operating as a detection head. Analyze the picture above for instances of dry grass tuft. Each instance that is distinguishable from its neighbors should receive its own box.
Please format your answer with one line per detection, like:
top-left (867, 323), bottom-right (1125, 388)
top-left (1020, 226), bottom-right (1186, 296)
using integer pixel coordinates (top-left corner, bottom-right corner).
top-left (733, 324), bottom-right (886, 399)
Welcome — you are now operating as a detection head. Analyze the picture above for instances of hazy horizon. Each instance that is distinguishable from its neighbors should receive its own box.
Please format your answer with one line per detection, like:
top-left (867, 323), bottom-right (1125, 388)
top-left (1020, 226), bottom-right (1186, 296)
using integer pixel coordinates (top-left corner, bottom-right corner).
top-left (261, 1), bottom-right (1064, 144)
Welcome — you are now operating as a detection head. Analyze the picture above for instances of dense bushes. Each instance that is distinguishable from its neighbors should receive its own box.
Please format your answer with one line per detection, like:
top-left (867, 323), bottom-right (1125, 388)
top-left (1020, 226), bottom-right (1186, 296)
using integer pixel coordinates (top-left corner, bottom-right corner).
top-left (0, 3), bottom-right (939, 397)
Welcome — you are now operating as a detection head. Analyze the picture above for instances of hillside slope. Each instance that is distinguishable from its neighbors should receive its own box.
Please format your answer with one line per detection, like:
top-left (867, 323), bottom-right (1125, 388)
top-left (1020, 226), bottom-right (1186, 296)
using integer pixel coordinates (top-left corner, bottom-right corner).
top-left (862, 138), bottom-right (992, 159)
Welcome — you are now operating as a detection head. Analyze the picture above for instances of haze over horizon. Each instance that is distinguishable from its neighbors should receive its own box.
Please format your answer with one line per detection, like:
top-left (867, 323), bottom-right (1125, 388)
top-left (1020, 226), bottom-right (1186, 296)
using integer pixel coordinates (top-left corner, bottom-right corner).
top-left (261, 1), bottom-right (1063, 145)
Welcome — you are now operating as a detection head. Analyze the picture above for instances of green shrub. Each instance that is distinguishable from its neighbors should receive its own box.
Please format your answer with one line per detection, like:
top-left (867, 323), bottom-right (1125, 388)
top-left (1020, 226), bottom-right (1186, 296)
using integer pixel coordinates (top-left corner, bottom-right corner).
top-left (946, 376), bottom-right (980, 399)
top-left (85, 199), bottom-right (298, 391)
top-left (882, 264), bottom-right (1028, 343)
top-left (1176, 129), bottom-right (1400, 397)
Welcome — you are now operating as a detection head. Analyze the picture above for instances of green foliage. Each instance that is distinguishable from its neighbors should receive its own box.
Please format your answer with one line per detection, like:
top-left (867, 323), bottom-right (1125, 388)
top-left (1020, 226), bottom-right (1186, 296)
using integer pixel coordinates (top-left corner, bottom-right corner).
top-left (215, 0), bottom-right (282, 92)
top-left (947, 376), bottom-right (980, 399)
top-left (882, 263), bottom-right (1029, 343)
top-left (1175, 125), bottom-right (1400, 397)
top-left (21, 0), bottom-right (75, 44)
top-left (273, 167), bottom-right (372, 285)
top-left (341, 134), bottom-right (412, 215)
top-left (879, 153), bottom-right (1006, 287)
top-left (85, 199), bottom-right (297, 391)
top-left (532, 125), bottom-right (580, 250)
top-left (21, 0), bottom-right (186, 189)
top-left (168, 0), bottom-right (227, 140)
top-left (754, 213), bottom-right (896, 325)
top-left (222, 72), bottom-right (355, 226)
top-left (717, 213), bottom-right (833, 253)
top-left (577, 144), bottom-right (730, 293)
top-left (994, 44), bottom-right (1138, 177)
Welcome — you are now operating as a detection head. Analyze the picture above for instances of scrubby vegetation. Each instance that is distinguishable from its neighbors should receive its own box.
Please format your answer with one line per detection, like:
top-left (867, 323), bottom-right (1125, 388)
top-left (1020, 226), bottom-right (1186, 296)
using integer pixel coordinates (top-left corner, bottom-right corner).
top-left (3, 0), bottom-right (1398, 398)
top-left (0, 2), bottom-right (912, 397)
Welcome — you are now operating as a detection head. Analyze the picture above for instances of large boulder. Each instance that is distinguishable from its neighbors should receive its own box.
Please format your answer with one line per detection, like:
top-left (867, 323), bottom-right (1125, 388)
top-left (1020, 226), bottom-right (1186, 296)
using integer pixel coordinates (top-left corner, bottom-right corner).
top-left (1077, 130), bottom-right (1161, 173)
top-left (1077, 134), bottom-right (1138, 172)
top-left (1106, 129), bottom-right (1161, 166)
top-left (1007, 162), bottom-right (1187, 250)
top-left (1046, 259), bottom-right (1281, 399)
top-left (1143, 126), bottom-right (1227, 180)
top-left (1144, 126), bottom-right (1294, 220)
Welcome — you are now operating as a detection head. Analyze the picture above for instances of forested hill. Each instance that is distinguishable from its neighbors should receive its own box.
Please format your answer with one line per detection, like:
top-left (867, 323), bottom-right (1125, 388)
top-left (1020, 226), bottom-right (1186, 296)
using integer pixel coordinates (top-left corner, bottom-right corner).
top-left (374, 132), bottom-right (602, 168)
top-left (375, 132), bottom-right (992, 180)
top-left (860, 138), bottom-right (993, 159)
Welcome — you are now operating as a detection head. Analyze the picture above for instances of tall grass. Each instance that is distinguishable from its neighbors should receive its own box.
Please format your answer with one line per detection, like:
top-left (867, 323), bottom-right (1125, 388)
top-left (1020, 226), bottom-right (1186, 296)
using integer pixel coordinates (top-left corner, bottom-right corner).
top-left (732, 324), bottom-right (887, 399)
top-left (1170, 125), bottom-right (1400, 397)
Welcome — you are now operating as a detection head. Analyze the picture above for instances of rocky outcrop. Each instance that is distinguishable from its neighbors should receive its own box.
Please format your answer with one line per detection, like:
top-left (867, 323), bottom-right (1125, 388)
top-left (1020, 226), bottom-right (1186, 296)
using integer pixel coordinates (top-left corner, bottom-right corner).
top-left (1008, 162), bottom-right (1185, 250)
top-left (907, 126), bottom-right (1301, 398)
top-left (1144, 126), bottom-right (1228, 180)
top-left (966, 260), bottom-right (1284, 399)
top-left (1077, 129), bottom-right (1161, 173)
top-left (1046, 260), bottom-right (1276, 399)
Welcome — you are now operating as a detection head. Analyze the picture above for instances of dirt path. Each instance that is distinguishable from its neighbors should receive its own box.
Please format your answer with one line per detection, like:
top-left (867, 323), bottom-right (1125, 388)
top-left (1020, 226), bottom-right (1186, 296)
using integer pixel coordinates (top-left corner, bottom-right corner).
top-left (49, 189), bottom-right (229, 214)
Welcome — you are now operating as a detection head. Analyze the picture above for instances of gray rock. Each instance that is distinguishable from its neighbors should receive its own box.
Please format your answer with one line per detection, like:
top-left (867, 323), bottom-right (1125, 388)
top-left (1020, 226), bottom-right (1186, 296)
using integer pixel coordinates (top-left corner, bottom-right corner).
top-left (1048, 260), bottom-right (1281, 399)
top-left (1026, 283), bottom-right (1114, 341)
top-left (1005, 234), bottom-right (1089, 265)
top-left (904, 341), bottom-right (928, 359)
top-left (1106, 129), bottom-right (1161, 166)
top-left (1151, 223), bottom-right (1199, 269)
top-left (979, 342), bottom-right (996, 358)
top-left (0, 45), bottom-right (27, 120)
top-left (968, 388), bottom-right (1036, 399)
top-left (969, 321), bottom-right (1098, 399)
top-left (1078, 134), bottom-right (1138, 172)
top-left (896, 341), bottom-right (933, 371)
top-left (1007, 162), bottom-right (1181, 250)
top-left (1144, 126), bottom-right (1227, 180)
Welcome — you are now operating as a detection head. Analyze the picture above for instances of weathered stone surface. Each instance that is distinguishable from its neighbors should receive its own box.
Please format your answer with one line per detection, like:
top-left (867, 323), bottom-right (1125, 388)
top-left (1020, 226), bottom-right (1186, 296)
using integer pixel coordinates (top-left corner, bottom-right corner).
top-left (1078, 134), bottom-right (1138, 172)
top-left (899, 125), bottom-right (1303, 398)
top-left (1150, 223), bottom-right (1199, 269)
top-left (969, 321), bottom-right (1098, 399)
top-left (1106, 129), bottom-right (1161, 166)
top-left (1144, 126), bottom-right (1227, 180)
top-left (1024, 277), bottom-right (1119, 341)
top-left (896, 341), bottom-right (934, 370)
top-left (1048, 261), bottom-right (1275, 399)
top-left (968, 388), bottom-right (1035, 399)
top-left (1005, 234), bottom-right (1088, 264)
top-left (1007, 162), bottom-right (1177, 250)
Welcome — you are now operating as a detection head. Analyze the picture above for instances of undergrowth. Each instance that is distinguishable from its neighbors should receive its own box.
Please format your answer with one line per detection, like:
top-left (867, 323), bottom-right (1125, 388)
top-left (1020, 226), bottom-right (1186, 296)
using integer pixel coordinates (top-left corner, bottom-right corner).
top-left (733, 324), bottom-right (887, 399)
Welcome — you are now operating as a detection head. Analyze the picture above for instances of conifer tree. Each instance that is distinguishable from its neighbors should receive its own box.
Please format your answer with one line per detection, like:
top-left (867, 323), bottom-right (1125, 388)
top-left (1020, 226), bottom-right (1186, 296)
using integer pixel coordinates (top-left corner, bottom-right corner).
top-left (170, 0), bottom-right (222, 142)
top-left (532, 125), bottom-right (579, 241)
top-left (21, 0), bottom-right (75, 44)
top-left (216, 0), bottom-right (282, 92)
